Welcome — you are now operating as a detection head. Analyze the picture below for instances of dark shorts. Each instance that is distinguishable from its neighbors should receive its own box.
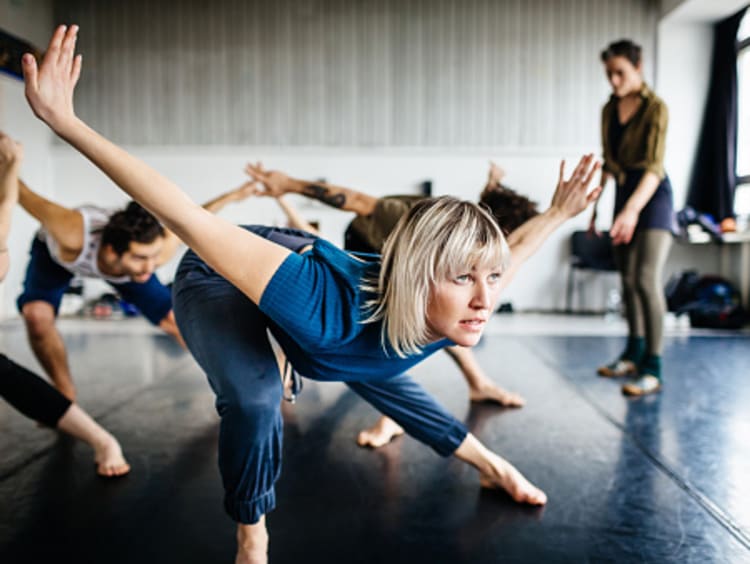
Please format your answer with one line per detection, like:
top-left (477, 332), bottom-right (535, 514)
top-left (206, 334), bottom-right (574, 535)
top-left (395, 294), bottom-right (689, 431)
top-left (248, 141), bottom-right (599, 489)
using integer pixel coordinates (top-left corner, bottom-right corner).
top-left (16, 236), bottom-right (173, 326)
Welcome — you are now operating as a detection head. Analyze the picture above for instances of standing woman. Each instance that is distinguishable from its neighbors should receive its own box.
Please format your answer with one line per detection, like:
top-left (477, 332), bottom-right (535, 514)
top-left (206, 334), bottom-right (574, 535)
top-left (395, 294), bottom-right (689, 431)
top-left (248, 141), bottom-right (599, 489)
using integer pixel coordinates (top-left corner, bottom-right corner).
top-left (590, 39), bottom-right (674, 396)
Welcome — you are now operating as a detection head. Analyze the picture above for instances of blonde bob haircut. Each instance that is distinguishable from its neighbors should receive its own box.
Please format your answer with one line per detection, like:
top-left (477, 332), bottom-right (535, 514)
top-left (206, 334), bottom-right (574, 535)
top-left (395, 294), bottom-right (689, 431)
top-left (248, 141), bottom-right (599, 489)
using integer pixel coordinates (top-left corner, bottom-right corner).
top-left (363, 196), bottom-right (510, 358)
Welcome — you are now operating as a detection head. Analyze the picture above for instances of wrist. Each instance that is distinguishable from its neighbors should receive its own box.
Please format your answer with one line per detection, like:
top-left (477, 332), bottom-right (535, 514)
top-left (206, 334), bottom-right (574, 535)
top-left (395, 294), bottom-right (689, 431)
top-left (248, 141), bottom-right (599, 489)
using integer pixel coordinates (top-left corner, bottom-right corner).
top-left (546, 204), bottom-right (571, 223)
top-left (52, 115), bottom-right (84, 142)
top-left (0, 160), bottom-right (21, 174)
top-left (623, 202), bottom-right (641, 216)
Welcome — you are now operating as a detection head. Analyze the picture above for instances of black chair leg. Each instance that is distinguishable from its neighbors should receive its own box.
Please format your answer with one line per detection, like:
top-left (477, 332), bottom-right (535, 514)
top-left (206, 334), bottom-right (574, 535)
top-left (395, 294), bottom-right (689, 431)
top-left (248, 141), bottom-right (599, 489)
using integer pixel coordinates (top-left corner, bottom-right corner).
top-left (566, 266), bottom-right (575, 313)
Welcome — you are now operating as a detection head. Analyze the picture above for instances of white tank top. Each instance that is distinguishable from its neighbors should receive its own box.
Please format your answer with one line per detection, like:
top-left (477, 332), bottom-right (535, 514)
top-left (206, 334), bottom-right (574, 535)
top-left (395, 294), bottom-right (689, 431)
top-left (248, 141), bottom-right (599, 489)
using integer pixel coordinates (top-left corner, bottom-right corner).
top-left (40, 205), bottom-right (131, 284)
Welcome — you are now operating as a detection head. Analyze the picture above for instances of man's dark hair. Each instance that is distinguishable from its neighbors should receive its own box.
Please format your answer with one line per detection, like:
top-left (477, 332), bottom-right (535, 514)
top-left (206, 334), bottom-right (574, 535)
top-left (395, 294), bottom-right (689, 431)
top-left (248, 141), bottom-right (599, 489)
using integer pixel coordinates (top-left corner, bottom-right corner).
top-left (101, 201), bottom-right (165, 256)
top-left (600, 39), bottom-right (642, 67)
top-left (479, 184), bottom-right (539, 235)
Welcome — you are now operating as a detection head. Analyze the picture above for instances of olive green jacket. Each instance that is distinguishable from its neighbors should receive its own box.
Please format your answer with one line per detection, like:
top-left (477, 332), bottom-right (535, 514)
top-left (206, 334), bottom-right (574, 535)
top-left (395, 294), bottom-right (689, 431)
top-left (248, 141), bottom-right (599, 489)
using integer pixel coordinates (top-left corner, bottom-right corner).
top-left (601, 84), bottom-right (668, 186)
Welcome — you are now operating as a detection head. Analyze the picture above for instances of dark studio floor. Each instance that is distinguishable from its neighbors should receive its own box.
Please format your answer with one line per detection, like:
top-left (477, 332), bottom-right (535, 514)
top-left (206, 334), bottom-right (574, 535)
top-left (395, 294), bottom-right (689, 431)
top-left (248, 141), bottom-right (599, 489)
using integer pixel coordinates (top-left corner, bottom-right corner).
top-left (1, 317), bottom-right (749, 563)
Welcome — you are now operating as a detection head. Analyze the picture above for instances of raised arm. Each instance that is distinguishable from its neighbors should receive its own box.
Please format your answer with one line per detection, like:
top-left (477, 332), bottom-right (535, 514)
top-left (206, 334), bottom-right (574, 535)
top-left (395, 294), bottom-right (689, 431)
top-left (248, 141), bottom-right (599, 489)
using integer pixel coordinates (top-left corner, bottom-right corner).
top-left (156, 179), bottom-right (258, 265)
top-left (484, 161), bottom-right (506, 191)
top-left (23, 25), bottom-right (287, 304)
top-left (0, 134), bottom-right (24, 280)
top-left (500, 155), bottom-right (601, 290)
top-left (245, 162), bottom-right (378, 217)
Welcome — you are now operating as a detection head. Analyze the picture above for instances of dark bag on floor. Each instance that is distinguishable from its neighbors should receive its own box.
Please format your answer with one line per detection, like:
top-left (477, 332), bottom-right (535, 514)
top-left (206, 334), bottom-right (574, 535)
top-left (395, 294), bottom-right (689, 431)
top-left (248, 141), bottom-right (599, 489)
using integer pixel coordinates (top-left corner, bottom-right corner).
top-left (679, 275), bottom-right (747, 329)
top-left (664, 270), bottom-right (701, 312)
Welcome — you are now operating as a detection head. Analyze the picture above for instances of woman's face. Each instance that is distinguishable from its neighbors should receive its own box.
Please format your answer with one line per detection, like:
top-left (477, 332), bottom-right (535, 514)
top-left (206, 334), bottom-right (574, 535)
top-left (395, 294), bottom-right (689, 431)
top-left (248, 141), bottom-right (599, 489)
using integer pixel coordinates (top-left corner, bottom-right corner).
top-left (426, 265), bottom-right (503, 346)
top-left (604, 55), bottom-right (642, 98)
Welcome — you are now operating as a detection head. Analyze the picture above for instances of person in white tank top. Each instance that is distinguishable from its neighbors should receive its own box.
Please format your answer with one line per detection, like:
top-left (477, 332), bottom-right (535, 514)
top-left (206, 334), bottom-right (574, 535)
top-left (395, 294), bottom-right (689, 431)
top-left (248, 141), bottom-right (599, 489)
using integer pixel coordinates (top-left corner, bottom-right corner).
top-left (16, 177), bottom-right (258, 402)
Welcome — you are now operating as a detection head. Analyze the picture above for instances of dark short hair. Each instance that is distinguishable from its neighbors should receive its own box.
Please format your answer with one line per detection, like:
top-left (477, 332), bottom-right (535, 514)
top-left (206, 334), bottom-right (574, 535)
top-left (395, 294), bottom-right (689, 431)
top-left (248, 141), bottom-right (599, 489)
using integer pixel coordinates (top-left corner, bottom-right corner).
top-left (600, 39), bottom-right (642, 67)
top-left (479, 184), bottom-right (539, 235)
top-left (101, 201), bottom-right (165, 256)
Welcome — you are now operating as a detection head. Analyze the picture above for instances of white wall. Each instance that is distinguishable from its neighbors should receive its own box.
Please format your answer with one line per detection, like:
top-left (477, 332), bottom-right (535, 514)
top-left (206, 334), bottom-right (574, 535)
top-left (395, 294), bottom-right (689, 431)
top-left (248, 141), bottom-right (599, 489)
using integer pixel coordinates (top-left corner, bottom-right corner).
top-left (0, 0), bottom-right (53, 318)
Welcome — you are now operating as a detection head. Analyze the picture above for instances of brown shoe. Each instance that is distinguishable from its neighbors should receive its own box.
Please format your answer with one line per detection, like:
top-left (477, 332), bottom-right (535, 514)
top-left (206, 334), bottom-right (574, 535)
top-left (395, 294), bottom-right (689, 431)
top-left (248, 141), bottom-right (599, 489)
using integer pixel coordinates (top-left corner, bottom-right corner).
top-left (597, 359), bottom-right (637, 378)
top-left (622, 375), bottom-right (662, 396)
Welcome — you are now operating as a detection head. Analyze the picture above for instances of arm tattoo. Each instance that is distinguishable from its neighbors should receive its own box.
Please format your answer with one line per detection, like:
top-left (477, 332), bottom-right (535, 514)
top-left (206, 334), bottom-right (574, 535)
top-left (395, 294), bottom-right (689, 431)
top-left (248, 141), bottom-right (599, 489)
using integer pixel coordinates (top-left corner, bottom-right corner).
top-left (303, 184), bottom-right (346, 209)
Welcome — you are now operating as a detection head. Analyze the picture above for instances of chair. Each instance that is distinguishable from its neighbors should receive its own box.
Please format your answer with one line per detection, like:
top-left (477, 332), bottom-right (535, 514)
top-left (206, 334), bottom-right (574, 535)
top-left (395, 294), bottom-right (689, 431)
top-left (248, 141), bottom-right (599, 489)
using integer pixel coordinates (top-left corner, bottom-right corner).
top-left (565, 230), bottom-right (618, 313)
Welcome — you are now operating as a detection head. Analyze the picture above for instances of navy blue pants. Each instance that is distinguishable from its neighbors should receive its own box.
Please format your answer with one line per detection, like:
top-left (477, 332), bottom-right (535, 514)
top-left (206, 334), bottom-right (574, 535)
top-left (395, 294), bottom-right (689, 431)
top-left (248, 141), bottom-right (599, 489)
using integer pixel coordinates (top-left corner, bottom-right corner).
top-left (172, 226), bottom-right (468, 524)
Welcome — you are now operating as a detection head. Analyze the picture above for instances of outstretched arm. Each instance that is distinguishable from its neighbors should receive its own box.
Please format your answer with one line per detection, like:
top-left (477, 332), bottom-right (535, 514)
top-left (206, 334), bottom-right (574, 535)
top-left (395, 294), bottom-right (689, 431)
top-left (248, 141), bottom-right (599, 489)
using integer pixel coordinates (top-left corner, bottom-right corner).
top-left (0, 134), bottom-right (24, 280)
top-left (500, 155), bottom-right (601, 291)
top-left (23, 25), bottom-right (288, 304)
top-left (245, 162), bottom-right (378, 216)
top-left (156, 179), bottom-right (258, 265)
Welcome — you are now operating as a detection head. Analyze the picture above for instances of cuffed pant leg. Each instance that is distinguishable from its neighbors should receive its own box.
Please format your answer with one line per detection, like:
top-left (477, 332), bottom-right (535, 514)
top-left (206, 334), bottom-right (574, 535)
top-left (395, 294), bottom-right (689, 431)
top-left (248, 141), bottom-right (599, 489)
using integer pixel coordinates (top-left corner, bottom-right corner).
top-left (173, 259), bottom-right (282, 524)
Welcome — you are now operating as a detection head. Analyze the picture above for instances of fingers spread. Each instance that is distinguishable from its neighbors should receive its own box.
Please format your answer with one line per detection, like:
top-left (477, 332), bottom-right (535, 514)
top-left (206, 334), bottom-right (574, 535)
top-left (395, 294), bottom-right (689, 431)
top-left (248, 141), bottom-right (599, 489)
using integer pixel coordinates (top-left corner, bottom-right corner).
top-left (582, 161), bottom-right (601, 186)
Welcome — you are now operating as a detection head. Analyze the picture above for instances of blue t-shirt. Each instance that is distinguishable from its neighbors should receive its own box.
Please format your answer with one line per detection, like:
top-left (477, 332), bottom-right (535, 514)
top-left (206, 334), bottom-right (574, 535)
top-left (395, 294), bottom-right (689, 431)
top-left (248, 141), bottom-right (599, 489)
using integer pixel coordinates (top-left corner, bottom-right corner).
top-left (259, 238), bottom-right (449, 382)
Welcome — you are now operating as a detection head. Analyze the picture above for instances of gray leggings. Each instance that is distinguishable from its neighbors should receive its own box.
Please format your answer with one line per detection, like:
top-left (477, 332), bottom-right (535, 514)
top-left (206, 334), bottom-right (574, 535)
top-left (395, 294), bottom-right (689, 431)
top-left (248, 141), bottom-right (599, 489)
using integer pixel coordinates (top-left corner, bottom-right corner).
top-left (613, 229), bottom-right (673, 355)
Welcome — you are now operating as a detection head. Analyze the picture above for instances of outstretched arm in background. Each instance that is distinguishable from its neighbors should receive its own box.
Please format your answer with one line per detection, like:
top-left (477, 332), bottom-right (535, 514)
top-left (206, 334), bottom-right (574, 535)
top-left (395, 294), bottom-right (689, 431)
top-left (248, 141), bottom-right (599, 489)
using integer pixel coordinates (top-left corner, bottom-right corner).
top-left (484, 160), bottom-right (506, 190)
top-left (500, 156), bottom-right (601, 291)
top-left (245, 162), bottom-right (378, 217)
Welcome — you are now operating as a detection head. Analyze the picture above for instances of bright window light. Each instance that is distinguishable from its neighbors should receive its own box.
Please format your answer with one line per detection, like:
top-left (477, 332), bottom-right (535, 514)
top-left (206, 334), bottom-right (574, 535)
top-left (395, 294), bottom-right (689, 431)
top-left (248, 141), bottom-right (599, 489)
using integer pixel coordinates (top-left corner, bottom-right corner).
top-left (738, 48), bottom-right (750, 177)
top-left (739, 10), bottom-right (750, 42)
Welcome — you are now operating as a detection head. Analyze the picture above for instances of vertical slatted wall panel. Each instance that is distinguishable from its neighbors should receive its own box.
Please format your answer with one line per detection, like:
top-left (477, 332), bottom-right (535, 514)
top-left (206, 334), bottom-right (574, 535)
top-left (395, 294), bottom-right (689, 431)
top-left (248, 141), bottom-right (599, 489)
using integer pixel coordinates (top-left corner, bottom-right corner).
top-left (54, 0), bottom-right (659, 146)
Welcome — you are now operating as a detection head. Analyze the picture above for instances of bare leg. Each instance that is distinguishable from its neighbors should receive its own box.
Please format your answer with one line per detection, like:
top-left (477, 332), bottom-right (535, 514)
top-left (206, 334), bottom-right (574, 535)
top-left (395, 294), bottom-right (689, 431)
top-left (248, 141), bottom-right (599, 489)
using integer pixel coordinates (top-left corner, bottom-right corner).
top-left (445, 346), bottom-right (525, 407)
top-left (236, 518), bottom-right (268, 564)
top-left (22, 301), bottom-right (76, 401)
top-left (357, 415), bottom-right (405, 448)
top-left (56, 404), bottom-right (130, 477)
top-left (454, 433), bottom-right (546, 505)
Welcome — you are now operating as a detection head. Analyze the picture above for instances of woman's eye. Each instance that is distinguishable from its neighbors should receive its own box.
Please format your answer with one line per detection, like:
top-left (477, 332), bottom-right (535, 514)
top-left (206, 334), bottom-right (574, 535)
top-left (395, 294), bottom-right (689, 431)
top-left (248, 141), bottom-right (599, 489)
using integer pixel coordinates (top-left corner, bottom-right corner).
top-left (488, 272), bottom-right (502, 283)
top-left (454, 274), bottom-right (471, 284)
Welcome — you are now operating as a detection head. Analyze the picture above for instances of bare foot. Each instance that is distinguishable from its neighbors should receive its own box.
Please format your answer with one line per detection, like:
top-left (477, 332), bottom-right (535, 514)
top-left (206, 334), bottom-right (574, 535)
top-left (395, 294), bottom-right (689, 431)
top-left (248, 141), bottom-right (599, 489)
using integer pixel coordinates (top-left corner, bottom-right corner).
top-left (479, 457), bottom-right (547, 505)
top-left (94, 434), bottom-right (130, 477)
top-left (469, 383), bottom-right (525, 408)
top-left (357, 416), bottom-right (405, 448)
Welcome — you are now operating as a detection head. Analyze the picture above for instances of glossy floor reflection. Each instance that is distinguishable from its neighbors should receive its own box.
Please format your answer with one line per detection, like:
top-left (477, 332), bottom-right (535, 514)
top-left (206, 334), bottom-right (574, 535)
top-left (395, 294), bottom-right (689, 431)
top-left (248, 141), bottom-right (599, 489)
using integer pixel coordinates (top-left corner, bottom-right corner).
top-left (1, 317), bottom-right (749, 563)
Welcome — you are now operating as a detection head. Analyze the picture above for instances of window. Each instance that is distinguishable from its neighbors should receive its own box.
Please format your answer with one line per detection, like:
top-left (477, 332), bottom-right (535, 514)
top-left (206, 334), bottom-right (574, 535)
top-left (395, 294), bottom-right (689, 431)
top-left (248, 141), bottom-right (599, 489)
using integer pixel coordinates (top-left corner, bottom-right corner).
top-left (736, 9), bottom-right (750, 217)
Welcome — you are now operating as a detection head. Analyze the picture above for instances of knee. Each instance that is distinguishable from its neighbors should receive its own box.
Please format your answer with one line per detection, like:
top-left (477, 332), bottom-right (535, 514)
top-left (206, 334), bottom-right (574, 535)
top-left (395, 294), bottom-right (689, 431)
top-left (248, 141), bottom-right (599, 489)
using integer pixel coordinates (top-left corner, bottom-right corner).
top-left (22, 302), bottom-right (57, 339)
top-left (220, 383), bottom-right (282, 428)
top-left (620, 274), bottom-right (638, 294)
top-left (635, 269), bottom-right (657, 295)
